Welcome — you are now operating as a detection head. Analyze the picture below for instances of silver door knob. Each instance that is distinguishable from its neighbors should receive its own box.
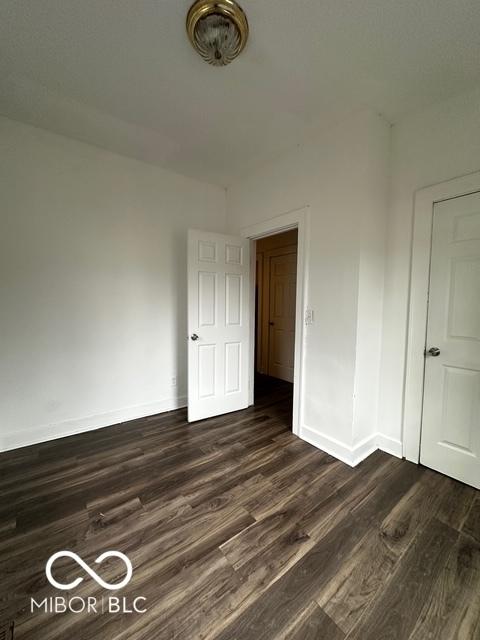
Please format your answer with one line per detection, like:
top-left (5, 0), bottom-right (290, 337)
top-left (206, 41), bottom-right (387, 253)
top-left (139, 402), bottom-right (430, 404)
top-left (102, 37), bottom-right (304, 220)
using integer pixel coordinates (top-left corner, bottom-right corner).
top-left (427, 347), bottom-right (441, 357)
top-left (191, 333), bottom-right (199, 341)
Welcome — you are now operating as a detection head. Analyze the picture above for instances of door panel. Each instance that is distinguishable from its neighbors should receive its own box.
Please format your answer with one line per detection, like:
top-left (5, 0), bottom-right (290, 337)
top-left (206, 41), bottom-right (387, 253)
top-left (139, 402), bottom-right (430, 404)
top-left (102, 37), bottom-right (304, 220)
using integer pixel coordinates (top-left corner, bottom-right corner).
top-left (268, 252), bottom-right (297, 382)
top-left (198, 272), bottom-right (217, 326)
top-left (188, 230), bottom-right (250, 422)
top-left (198, 344), bottom-right (216, 398)
top-left (440, 366), bottom-right (480, 454)
top-left (421, 192), bottom-right (480, 489)
top-left (225, 342), bottom-right (241, 393)
top-left (448, 257), bottom-right (480, 339)
top-left (226, 273), bottom-right (242, 325)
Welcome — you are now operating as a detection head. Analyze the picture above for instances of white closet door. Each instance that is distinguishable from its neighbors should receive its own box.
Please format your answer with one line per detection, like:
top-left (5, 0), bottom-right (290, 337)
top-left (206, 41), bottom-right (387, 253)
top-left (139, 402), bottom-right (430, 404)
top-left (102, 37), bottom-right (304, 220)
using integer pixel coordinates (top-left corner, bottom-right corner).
top-left (421, 192), bottom-right (480, 489)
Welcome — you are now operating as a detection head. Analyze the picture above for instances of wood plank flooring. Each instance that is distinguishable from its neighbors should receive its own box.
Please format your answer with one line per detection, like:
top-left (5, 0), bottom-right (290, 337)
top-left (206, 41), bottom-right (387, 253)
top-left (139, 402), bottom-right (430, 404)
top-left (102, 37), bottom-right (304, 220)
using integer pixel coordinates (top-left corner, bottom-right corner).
top-left (0, 376), bottom-right (479, 639)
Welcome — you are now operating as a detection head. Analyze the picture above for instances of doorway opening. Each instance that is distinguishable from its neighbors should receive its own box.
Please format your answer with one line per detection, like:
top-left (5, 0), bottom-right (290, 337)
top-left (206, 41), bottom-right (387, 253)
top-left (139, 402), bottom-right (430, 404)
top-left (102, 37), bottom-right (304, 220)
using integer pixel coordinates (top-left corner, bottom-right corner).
top-left (253, 229), bottom-right (298, 428)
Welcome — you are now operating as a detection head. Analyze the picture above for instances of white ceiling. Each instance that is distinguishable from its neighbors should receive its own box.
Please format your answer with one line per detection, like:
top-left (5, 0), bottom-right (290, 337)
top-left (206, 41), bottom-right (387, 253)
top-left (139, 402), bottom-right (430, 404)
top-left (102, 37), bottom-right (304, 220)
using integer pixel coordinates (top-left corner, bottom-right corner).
top-left (1, 0), bottom-right (479, 186)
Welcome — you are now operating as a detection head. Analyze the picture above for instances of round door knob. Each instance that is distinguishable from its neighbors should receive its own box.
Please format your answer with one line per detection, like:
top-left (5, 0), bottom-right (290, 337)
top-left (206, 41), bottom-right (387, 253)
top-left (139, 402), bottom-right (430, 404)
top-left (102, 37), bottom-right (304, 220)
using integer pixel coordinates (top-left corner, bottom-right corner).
top-left (191, 333), bottom-right (199, 341)
top-left (427, 347), bottom-right (441, 357)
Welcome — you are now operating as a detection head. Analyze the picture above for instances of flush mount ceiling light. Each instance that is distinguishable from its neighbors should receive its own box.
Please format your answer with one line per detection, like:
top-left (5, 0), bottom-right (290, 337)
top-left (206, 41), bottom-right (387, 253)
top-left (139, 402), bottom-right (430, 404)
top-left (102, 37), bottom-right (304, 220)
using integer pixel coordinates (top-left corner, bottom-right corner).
top-left (186, 0), bottom-right (249, 66)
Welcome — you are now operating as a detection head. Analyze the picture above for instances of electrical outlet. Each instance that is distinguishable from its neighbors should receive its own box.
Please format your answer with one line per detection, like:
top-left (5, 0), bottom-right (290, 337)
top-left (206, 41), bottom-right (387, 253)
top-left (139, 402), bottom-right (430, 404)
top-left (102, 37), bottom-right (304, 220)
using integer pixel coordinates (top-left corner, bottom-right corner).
top-left (305, 308), bottom-right (314, 325)
top-left (171, 376), bottom-right (177, 387)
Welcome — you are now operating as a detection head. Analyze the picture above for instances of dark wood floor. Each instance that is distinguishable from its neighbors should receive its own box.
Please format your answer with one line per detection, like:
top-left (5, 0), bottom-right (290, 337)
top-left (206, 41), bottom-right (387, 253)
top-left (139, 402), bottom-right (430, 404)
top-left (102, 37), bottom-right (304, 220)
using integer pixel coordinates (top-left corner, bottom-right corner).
top-left (1, 377), bottom-right (479, 639)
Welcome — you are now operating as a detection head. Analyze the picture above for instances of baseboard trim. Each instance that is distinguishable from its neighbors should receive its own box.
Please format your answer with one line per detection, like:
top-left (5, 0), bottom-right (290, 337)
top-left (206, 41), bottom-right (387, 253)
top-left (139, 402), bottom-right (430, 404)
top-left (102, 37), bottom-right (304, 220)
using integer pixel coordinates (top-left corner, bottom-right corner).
top-left (1, 395), bottom-right (187, 452)
top-left (2, 403), bottom-right (404, 463)
top-left (300, 425), bottom-right (353, 466)
top-left (377, 433), bottom-right (403, 458)
top-left (300, 426), bottom-right (403, 467)
top-left (351, 434), bottom-right (380, 467)
top-left (300, 426), bottom-right (377, 467)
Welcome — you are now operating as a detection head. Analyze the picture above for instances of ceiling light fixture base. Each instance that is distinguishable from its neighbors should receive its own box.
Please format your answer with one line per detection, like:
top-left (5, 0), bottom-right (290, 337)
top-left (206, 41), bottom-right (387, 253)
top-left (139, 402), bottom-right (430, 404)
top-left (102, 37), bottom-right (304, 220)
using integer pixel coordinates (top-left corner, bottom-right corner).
top-left (186, 0), bottom-right (249, 66)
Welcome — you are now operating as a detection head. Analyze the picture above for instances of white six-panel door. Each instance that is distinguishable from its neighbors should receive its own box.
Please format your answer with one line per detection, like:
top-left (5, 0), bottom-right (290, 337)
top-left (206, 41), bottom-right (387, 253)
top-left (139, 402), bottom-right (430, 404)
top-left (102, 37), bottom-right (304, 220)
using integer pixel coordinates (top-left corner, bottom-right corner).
top-left (421, 192), bottom-right (480, 489)
top-left (187, 229), bottom-right (250, 422)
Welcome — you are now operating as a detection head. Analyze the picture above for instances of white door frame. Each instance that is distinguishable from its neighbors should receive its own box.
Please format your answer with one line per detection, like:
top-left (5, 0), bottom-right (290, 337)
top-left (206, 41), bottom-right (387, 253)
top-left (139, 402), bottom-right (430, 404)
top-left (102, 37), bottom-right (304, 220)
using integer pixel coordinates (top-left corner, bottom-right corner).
top-left (404, 171), bottom-right (480, 462)
top-left (241, 206), bottom-right (310, 437)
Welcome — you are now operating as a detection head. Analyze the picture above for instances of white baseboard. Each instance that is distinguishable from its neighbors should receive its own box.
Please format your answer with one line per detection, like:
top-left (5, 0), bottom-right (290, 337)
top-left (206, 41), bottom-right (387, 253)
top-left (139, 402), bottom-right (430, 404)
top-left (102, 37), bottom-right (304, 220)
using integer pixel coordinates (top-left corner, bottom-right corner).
top-left (300, 425), bottom-right (354, 465)
top-left (2, 403), bottom-right (404, 467)
top-left (351, 434), bottom-right (381, 466)
top-left (300, 425), bottom-right (403, 467)
top-left (1, 395), bottom-right (187, 452)
top-left (300, 425), bottom-right (378, 467)
top-left (376, 433), bottom-right (403, 458)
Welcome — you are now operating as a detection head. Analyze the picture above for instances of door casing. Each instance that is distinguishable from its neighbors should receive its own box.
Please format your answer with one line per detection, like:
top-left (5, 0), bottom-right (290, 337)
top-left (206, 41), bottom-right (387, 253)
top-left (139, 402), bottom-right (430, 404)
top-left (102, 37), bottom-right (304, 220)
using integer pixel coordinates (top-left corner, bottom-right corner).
top-left (405, 171), bottom-right (480, 462)
top-left (241, 207), bottom-right (310, 437)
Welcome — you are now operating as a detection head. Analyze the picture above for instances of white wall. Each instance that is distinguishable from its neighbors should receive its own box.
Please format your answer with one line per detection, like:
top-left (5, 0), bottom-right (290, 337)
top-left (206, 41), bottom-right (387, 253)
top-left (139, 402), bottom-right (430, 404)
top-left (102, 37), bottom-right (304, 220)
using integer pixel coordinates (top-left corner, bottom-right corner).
top-left (378, 88), bottom-right (480, 449)
top-left (227, 109), bottom-right (391, 465)
top-left (0, 116), bottom-right (226, 451)
top-left (352, 123), bottom-right (390, 449)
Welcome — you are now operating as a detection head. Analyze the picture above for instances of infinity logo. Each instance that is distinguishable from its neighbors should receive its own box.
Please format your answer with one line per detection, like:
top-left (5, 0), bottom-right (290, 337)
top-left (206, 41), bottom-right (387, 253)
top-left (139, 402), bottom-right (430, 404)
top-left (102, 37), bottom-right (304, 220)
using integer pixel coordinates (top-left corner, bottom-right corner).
top-left (46, 550), bottom-right (133, 591)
